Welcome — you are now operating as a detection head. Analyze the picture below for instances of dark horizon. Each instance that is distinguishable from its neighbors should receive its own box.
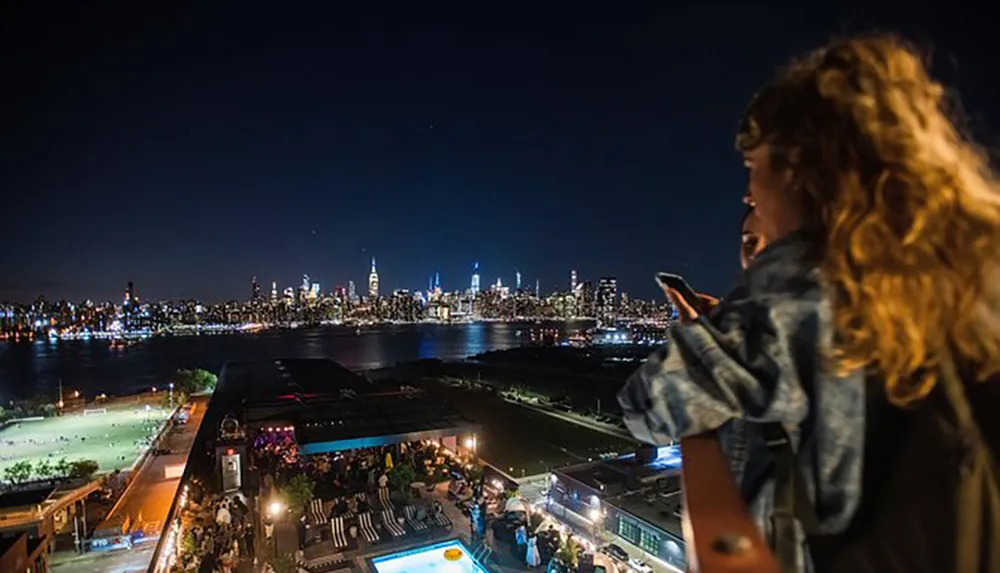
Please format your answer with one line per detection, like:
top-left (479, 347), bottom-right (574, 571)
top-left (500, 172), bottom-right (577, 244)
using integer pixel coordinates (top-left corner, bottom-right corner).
top-left (4, 1), bottom-right (998, 304)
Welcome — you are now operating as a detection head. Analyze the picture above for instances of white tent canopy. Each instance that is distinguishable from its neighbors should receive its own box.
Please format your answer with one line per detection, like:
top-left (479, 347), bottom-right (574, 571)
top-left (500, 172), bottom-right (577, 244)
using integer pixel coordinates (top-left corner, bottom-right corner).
top-left (505, 497), bottom-right (528, 513)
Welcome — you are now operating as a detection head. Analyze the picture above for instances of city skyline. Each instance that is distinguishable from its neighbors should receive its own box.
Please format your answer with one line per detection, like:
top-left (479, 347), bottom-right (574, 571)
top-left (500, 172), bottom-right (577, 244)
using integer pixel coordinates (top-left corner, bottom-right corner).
top-left (5, 5), bottom-right (996, 304)
top-left (4, 261), bottom-right (630, 305)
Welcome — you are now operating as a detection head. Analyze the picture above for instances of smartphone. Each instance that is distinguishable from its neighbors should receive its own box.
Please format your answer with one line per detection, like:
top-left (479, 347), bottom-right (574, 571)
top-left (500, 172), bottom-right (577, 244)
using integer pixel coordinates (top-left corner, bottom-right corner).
top-left (655, 272), bottom-right (701, 308)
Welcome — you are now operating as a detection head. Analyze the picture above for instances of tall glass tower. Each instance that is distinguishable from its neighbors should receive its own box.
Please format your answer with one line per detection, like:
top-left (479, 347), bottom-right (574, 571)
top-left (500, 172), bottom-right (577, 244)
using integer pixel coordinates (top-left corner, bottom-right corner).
top-left (368, 257), bottom-right (379, 298)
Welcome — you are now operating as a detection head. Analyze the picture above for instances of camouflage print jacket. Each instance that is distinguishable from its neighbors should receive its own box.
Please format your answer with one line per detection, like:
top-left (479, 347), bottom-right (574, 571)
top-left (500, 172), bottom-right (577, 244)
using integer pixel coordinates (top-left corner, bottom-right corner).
top-left (617, 230), bottom-right (866, 542)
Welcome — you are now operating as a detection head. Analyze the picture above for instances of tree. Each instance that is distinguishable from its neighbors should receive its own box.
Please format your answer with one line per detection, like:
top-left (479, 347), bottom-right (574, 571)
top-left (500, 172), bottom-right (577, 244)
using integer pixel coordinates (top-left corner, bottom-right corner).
top-left (42, 403), bottom-right (58, 417)
top-left (181, 531), bottom-right (197, 556)
top-left (4, 461), bottom-right (33, 484)
top-left (388, 463), bottom-right (417, 497)
top-left (283, 474), bottom-right (315, 516)
top-left (466, 464), bottom-right (484, 484)
top-left (54, 458), bottom-right (71, 478)
top-left (269, 553), bottom-right (298, 573)
top-left (68, 459), bottom-right (100, 481)
top-left (555, 537), bottom-right (581, 569)
top-left (35, 460), bottom-right (53, 480)
top-left (171, 369), bottom-right (218, 396)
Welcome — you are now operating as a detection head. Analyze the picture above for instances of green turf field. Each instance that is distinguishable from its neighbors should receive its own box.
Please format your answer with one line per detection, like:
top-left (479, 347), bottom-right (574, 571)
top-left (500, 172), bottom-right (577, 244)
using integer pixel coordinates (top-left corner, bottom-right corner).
top-left (0, 400), bottom-right (171, 478)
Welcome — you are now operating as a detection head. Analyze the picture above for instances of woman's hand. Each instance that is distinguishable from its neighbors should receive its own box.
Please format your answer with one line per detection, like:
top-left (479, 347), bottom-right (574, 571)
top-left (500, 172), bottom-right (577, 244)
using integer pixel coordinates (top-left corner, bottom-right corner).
top-left (661, 289), bottom-right (719, 324)
top-left (697, 293), bottom-right (720, 314)
top-left (664, 288), bottom-right (700, 323)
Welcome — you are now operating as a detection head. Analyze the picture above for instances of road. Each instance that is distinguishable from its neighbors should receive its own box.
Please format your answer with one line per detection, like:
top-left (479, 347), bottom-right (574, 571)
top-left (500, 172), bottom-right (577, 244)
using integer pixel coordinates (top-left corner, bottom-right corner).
top-left (102, 394), bottom-right (209, 537)
top-left (505, 397), bottom-right (635, 441)
top-left (50, 543), bottom-right (156, 573)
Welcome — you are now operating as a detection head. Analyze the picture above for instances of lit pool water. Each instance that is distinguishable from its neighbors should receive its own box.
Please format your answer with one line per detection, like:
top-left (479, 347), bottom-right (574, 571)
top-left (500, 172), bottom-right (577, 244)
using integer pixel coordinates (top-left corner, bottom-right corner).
top-left (371, 539), bottom-right (488, 573)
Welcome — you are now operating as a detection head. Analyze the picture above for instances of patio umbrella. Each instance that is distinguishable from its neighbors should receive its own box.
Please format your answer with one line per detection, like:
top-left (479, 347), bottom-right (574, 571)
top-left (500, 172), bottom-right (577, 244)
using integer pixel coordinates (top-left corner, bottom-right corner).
top-left (505, 497), bottom-right (528, 513)
top-left (385, 452), bottom-right (393, 470)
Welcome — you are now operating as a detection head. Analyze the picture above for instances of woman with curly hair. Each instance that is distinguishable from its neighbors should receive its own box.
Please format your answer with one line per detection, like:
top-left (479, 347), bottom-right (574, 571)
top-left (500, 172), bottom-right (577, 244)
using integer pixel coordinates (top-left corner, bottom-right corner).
top-left (620, 34), bottom-right (1000, 571)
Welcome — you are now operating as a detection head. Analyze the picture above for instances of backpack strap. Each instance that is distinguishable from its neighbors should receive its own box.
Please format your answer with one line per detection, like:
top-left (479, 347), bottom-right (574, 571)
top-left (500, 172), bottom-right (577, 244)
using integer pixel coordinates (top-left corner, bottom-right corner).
top-left (935, 350), bottom-right (983, 447)
top-left (764, 422), bottom-right (821, 573)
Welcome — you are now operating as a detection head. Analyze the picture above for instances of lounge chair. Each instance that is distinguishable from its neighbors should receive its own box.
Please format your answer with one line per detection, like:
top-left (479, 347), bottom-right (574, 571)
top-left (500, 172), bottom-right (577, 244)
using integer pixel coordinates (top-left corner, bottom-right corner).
top-left (300, 552), bottom-right (351, 573)
top-left (403, 505), bottom-right (427, 532)
top-left (309, 499), bottom-right (328, 525)
top-left (377, 486), bottom-right (392, 509)
top-left (358, 511), bottom-right (380, 544)
top-left (433, 509), bottom-right (452, 528)
top-left (381, 509), bottom-right (406, 538)
top-left (329, 516), bottom-right (348, 549)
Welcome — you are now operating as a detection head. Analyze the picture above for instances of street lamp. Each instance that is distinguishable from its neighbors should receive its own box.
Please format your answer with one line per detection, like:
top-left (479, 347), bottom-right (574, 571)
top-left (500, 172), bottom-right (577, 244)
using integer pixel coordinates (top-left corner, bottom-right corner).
top-left (169, 382), bottom-right (174, 409)
top-left (268, 500), bottom-right (284, 517)
top-left (267, 500), bottom-right (285, 556)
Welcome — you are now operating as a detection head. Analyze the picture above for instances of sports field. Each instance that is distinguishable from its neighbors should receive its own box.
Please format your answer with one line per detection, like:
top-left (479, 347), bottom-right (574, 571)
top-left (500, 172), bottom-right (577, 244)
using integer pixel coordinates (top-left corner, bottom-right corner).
top-left (0, 399), bottom-right (171, 478)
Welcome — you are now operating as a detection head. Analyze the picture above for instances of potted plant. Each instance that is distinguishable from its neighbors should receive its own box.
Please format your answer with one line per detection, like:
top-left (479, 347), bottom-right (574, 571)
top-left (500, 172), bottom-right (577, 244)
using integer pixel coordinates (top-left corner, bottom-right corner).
top-left (547, 537), bottom-right (580, 573)
top-left (388, 463), bottom-right (417, 504)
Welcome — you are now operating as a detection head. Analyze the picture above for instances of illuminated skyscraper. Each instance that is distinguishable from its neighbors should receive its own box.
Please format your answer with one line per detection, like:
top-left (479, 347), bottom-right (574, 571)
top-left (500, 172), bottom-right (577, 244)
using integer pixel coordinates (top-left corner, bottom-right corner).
top-left (251, 277), bottom-right (261, 303)
top-left (535, 279), bottom-right (540, 299)
top-left (596, 277), bottom-right (618, 324)
top-left (270, 282), bottom-right (277, 301)
top-left (124, 281), bottom-right (136, 330)
top-left (300, 274), bottom-right (311, 302)
top-left (434, 271), bottom-right (441, 292)
top-left (368, 257), bottom-right (379, 298)
top-left (570, 270), bottom-right (577, 293)
top-left (515, 269), bottom-right (521, 290)
top-left (471, 262), bottom-right (480, 294)
top-left (348, 280), bottom-right (357, 302)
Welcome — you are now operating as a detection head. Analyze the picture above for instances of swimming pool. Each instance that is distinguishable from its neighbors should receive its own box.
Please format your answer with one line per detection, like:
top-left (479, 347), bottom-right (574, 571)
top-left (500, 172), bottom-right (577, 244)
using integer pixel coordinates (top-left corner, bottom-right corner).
top-left (370, 539), bottom-right (488, 573)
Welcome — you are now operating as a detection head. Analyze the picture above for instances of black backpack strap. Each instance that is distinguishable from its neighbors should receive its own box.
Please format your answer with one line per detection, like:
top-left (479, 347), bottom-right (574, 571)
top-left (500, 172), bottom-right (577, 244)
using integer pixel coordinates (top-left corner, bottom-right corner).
top-left (764, 422), bottom-right (821, 573)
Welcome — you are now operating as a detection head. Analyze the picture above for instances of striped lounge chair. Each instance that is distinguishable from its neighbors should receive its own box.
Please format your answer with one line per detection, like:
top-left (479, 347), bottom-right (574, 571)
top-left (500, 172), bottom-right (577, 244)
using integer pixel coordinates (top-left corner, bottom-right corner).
top-left (308, 499), bottom-right (328, 525)
top-left (403, 505), bottom-right (427, 532)
top-left (381, 509), bottom-right (406, 538)
top-left (358, 511), bottom-right (380, 544)
top-left (329, 516), bottom-right (348, 549)
top-left (433, 509), bottom-right (452, 528)
top-left (377, 486), bottom-right (392, 509)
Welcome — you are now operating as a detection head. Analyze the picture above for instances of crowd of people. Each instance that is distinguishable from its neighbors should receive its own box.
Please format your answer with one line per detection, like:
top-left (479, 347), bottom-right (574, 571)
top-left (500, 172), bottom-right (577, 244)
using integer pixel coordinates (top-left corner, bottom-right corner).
top-left (170, 478), bottom-right (256, 573)
top-left (253, 431), bottom-right (458, 502)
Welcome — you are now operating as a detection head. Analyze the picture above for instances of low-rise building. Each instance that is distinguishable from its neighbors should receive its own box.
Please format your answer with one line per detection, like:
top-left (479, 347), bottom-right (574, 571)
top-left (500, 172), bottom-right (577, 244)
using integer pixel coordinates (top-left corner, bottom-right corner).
top-left (548, 445), bottom-right (686, 571)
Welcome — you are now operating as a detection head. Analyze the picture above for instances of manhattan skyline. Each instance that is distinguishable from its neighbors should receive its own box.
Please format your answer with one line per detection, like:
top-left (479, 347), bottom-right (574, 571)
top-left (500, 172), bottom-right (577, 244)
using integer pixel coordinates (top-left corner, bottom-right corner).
top-left (4, 3), bottom-right (997, 303)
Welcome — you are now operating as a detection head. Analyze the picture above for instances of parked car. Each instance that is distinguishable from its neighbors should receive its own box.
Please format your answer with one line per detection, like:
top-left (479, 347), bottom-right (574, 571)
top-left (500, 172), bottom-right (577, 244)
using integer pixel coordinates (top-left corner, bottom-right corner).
top-left (627, 557), bottom-right (653, 573)
top-left (602, 543), bottom-right (629, 564)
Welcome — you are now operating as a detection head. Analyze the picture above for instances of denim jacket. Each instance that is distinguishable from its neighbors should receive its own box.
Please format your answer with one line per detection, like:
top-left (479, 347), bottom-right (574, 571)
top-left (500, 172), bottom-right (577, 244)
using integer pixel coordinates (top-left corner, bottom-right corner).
top-left (617, 231), bottom-right (867, 542)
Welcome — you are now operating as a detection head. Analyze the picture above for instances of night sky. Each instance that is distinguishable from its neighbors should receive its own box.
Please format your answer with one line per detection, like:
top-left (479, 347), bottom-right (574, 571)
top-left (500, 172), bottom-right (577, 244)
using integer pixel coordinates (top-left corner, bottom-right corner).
top-left (4, 1), bottom-right (998, 303)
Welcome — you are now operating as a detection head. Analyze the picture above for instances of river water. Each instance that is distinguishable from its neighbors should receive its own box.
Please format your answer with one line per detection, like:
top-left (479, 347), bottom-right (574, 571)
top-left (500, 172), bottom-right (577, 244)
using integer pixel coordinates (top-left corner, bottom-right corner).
top-left (0, 322), bottom-right (589, 402)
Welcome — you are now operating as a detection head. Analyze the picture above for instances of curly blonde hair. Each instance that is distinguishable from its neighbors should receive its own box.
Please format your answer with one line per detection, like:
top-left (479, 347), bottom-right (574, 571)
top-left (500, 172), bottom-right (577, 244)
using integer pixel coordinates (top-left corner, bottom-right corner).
top-left (737, 34), bottom-right (1000, 406)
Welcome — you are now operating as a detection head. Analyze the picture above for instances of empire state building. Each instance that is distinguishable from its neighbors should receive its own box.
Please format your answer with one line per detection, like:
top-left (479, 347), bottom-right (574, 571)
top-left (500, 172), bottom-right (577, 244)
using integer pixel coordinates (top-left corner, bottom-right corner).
top-left (368, 257), bottom-right (380, 298)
